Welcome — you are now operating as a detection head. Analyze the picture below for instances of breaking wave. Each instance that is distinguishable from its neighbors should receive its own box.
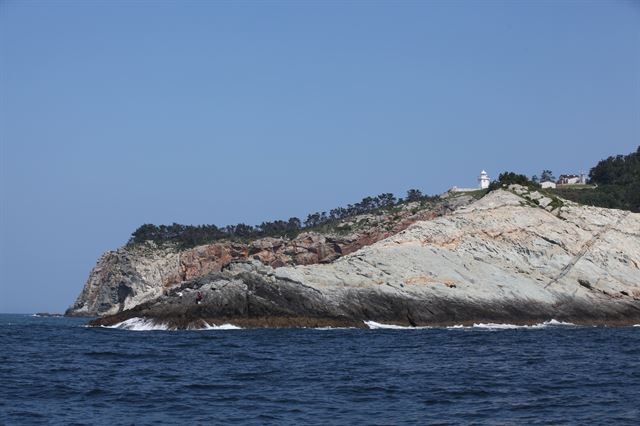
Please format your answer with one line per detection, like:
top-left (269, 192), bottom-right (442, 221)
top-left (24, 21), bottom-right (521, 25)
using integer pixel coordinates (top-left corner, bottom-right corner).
top-left (103, 318), bottom-right (584, 331)
top-left (364, 319), bottom-right (576, 330)
top-left (104, 318), bottom-right (242, 331)
top-left (364, 321), bottom-right (430, 330)
top-left (448, 319), bottom-right (576, 330)
top-left (106, 317), bottom-right (169, 331)
top-left (202, 322), bottom-right (242, 330)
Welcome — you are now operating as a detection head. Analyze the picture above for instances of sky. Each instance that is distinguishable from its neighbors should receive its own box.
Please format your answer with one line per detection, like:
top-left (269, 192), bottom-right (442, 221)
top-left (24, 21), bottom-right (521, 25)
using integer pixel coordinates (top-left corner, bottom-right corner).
top-left (1, 1), bottom-right (639, 314)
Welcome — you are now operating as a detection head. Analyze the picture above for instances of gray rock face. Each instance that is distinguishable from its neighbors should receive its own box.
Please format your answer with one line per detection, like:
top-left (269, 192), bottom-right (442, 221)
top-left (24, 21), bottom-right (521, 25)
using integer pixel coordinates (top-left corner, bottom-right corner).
top-left (66, 245), bottom-right (182, 316)
top-left (90, 189), bottom-right (640, 328)
top-left (68, 196), bottom-right (475, 317)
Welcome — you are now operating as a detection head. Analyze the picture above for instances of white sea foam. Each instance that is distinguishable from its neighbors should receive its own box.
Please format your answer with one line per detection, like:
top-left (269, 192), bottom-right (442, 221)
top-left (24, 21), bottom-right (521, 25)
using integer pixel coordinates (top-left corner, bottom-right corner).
top-left (102, 317), bottom-right (582, 331)
top-left (365, 319), bottom-right (577, 330)
top-left (447, 319), bottom-right (576, 330)
top-left (543, 319), bottom-right (576, 326)
top-left (364, 321), bottom-right (430, 330)
top-left (104, 318), bottom-right (242, 331)
top-left (633, 324), bottom-right (640, 327)
top-left (107, 317), bottom-right (169, 331)
top-left (472, 323), bottom-right (543, 330)
top-left (202, 322), bottom-right (242, 330)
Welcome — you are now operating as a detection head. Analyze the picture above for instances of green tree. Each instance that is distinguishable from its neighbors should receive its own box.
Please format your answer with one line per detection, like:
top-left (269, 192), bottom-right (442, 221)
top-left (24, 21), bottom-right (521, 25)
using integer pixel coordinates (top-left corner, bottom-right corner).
top-left (557, 146), bottom-right (639, 212)
top-left (488, 172), bottom-right (538, 191)
top-left (540, 170), bottom-right (555, 183)
top-left (406, 189), bottom-right (423, 202)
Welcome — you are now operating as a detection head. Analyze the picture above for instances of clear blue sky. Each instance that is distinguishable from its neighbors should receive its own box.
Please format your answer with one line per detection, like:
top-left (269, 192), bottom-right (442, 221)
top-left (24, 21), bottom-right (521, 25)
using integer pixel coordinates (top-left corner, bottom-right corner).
top-left (1, 1), bottom-right (638, 313)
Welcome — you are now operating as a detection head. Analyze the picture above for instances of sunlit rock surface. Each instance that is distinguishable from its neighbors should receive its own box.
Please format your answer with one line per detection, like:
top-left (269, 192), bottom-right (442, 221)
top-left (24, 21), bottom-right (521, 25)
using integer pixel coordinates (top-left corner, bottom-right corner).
top-left (68, 196), bottom-right (472, 316)
top-left (89, 189), bottom-right (640, 328)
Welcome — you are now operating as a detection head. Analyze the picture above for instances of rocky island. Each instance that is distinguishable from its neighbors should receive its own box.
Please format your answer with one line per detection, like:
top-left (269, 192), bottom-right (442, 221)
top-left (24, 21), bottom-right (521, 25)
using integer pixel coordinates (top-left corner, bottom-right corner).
top-left (70, 183), bottom-right (640, 329)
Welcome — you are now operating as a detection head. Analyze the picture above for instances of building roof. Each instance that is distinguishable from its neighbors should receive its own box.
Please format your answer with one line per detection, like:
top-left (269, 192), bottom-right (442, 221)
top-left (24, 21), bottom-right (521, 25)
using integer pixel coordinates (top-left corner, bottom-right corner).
top-left (558, 174), bottom-right (580, 179)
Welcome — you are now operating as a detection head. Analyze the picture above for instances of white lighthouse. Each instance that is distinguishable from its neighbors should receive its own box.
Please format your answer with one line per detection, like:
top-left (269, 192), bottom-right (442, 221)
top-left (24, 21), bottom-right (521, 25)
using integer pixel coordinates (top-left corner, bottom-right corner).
top-left (478, 170), bottom-right (490, 189)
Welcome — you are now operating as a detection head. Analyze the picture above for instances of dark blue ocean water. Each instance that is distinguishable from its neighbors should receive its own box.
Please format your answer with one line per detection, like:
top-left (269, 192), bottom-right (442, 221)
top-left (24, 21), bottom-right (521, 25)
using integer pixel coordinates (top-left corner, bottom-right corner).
top-left (1, 314), bottom-right (639, 425)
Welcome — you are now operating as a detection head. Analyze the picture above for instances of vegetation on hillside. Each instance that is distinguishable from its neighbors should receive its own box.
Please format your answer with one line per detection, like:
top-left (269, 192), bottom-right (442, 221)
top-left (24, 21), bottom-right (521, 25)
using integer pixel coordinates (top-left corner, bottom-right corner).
top-left (128, 189), bottom-right (439, 249)
top-left (488, 172), bottom-right (541, 192)
top-left (531, 170), bottom-right (555, 184)
top-left (490, 147), bottom-right (639, 213)
top-left (128, 146), bottom-right (639, 249)
top-left (551, 146), bottom-right (639, 213)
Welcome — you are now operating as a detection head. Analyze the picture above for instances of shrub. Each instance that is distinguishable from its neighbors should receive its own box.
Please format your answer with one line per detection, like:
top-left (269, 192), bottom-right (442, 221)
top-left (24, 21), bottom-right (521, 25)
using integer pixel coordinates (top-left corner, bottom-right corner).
top-left (488, 172), bottom-right (540, 192)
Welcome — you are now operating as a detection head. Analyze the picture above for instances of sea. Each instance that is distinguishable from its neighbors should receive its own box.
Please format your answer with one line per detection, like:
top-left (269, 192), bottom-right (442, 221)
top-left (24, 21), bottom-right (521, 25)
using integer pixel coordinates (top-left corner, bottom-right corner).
top-left (1, 314), bottom-right (639, 425)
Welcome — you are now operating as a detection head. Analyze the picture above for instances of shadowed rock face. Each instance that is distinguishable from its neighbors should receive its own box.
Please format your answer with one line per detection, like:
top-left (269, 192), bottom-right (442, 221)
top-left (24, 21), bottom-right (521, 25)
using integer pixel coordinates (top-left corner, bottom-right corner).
top-left (67, 197), bottom-right (471, 317)
top-left (89, 189), bottom-right (640, 328)
top-left (89, 264), bottom-right (640, 329)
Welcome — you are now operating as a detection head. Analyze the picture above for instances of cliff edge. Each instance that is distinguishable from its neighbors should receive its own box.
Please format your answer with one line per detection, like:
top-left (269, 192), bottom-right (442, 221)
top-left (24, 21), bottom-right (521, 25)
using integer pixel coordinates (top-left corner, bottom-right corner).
top-left (68, 196), bottom-right (472, 316)
top-left (89, 188), bottom-right (640, 328)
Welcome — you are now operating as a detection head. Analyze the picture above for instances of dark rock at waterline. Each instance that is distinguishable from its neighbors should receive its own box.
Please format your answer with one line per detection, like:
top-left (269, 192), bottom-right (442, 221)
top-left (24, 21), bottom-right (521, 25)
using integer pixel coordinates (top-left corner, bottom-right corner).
top-left (88, 268), bottom-right (640, 330)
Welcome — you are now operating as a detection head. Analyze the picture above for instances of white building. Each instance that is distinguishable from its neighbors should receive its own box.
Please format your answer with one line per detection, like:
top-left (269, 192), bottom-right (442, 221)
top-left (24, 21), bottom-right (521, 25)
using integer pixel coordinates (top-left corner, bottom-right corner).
top-left (541, 181), bottom-right (556, 189)
top-left (478, 170), bottom-right (490, 189)
top-left (580, 171), bottom-right (587, 184)
top-left (450, 170), bottom-right (491, 193)
top-left (558, 174), bottom-right (581, 185)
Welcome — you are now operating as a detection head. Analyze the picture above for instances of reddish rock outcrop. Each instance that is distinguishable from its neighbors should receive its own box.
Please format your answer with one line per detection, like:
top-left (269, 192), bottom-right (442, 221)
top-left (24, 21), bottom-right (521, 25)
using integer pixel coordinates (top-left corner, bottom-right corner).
top-left (180, 242), bottom-right (248, 281)
top-left (174, 206), bottom-right (446, 281)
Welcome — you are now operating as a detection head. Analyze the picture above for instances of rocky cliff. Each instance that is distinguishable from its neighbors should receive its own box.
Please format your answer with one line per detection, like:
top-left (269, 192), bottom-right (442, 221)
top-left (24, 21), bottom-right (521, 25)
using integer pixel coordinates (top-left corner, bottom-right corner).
top-left (67, 196), bottom-right (473, 316)
top-left (89, 187), bottom-right (640, 328)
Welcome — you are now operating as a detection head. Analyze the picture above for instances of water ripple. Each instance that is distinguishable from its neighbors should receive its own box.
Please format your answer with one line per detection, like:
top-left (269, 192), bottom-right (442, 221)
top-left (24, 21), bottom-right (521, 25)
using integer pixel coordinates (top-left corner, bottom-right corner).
top-left (2, 314), bottom-right (640, 425)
